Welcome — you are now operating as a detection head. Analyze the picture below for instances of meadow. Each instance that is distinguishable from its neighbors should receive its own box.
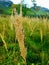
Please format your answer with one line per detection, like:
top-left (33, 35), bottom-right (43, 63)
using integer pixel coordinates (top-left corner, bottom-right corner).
top-left (0, 16), bottom-right (49, 65)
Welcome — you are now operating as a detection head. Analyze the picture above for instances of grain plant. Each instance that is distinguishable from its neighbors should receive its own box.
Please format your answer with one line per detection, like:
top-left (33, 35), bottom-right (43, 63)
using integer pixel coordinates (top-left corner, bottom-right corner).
top-left (0, 16), bottom-right (49, 65)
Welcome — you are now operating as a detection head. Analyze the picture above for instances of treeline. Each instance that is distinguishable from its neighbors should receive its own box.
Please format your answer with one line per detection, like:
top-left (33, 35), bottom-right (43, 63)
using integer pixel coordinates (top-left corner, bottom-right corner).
top-left (0, 3), bottom-right (49, 18)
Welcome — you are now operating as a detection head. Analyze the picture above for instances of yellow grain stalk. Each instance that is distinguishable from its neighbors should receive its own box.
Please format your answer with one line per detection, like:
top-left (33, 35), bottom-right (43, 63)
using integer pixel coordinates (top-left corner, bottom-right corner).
top-left (16, 17), bottom-right (27, 63)
top-left (0, 24), bottom-right (8, 51)
top-left (11, 15), bottom-right (27, 64)
top-left (0, 33), bottom-right (8, 51)
top-left (40, 27), bottom-right (44, 65)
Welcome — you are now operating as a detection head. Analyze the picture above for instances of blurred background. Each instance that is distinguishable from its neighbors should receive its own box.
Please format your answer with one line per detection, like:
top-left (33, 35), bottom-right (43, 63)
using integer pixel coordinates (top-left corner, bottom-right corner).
top-left (0, 0), bottom-right (49, 18)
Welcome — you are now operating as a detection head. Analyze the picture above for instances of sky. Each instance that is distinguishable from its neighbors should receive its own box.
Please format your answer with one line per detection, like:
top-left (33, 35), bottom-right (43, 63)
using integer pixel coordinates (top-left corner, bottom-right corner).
top-left (11, 0), bottom-right (49, 9)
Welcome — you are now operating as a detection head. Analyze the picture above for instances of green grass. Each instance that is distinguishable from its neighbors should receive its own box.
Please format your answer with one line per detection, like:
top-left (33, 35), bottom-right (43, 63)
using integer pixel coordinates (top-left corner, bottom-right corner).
top-left (0, 16), bottom-right (49, 65)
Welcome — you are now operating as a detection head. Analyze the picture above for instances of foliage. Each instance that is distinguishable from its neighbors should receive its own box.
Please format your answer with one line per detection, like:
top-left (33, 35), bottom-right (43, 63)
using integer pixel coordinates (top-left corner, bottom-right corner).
top-left (0, 3), bottom-right (49, 17)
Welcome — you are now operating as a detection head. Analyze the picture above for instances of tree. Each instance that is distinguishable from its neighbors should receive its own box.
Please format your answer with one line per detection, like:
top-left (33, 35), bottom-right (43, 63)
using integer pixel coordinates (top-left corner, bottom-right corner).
top-left (31, 0), bottom-right (36, 9)
top-left (31, 0), bottom-right (36, 5)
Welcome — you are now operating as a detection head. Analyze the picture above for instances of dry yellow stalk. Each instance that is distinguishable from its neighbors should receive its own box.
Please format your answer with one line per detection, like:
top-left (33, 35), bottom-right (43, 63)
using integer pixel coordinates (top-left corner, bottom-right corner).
top-left (0, 33), bottom-right (8, 51)
top-left (40, 28), bottom-right (43, 42)
top-left (11, 15), bottom-right (27, 64)
top-left (40, 28), bottom-right (44, 65)
top-left (2, 24), bottom-right (5, 38)
top-left (16, 17), bottom-right (27, 63)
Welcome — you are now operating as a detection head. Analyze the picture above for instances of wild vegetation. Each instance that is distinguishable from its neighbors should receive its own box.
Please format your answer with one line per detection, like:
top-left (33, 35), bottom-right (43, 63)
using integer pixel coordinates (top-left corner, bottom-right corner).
top-left (0, 16), bottom-right (49, 65)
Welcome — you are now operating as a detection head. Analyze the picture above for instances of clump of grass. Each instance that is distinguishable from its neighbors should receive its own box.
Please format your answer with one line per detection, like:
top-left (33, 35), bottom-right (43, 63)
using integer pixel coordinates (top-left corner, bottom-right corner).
top-left (0, 16), bottom-right (49, 65)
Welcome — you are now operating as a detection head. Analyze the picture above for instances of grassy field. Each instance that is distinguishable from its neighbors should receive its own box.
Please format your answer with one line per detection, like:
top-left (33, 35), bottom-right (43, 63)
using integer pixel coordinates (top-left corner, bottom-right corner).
top-left (0, 16), bottom-right (49, 65)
